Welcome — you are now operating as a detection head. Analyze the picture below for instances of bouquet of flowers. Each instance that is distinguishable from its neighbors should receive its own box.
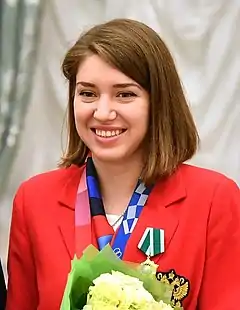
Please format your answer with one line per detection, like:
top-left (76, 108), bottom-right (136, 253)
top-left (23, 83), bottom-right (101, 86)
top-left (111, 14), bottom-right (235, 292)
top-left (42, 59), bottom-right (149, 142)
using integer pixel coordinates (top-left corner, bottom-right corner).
top-left (60, 245), bottom-right (182, 310)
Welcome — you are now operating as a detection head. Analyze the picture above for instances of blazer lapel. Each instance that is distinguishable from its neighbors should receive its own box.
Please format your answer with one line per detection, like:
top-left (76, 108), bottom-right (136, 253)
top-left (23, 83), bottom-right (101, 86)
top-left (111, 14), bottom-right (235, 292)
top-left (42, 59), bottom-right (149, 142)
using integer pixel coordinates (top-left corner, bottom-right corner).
top-left (57, 165), bottom-right (84, 259)
top-left (123, 165), bottom-right (186, 264)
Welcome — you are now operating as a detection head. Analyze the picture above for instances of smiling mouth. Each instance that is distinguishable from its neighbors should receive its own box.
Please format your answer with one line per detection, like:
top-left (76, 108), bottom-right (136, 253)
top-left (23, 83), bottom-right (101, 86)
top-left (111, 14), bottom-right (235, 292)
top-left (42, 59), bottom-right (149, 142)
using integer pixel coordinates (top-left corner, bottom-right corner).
top-left (91, 129), bottom-right (126, 138)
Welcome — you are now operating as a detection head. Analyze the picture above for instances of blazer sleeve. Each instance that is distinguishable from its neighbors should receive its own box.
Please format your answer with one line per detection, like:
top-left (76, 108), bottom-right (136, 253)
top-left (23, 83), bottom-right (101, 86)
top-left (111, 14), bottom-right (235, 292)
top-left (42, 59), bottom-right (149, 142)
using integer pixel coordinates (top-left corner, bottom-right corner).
top-left (198, 178), bottom-right (240, 309)
top-left (6, 183), bottom-right (38, 310)
top-left (0, 260), bottom-right (6, 310)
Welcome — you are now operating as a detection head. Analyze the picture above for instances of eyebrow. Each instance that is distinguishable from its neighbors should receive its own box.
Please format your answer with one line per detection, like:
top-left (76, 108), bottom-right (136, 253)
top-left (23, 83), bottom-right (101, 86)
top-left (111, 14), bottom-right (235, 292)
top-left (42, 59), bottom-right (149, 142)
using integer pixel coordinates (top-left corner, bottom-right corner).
top-left (76, 81), bottom-right (142, 89)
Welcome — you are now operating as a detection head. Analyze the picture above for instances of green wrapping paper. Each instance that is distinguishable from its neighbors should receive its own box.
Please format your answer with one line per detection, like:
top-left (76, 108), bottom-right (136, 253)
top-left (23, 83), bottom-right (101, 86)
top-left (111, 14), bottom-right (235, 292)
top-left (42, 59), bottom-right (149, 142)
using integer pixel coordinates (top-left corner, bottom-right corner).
top-left (60, 245), bottom-right (182, 310)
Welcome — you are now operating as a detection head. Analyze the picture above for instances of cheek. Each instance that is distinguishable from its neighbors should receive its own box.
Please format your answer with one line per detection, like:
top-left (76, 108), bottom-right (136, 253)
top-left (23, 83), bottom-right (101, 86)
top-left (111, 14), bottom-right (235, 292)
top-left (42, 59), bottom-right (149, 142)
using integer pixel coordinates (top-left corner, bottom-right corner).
top-left (74, 105), bottom-right (91, 141)
top-left (130, 111), bottom-right (149, 140)
top-left (134, 107), bottom-right (149, 128)
top-left (73, 110), bottom-right (82, 133)
top-left (138, 108), bottom-right (149, 137)
top-left (74, 102), bottom-right (92, 126)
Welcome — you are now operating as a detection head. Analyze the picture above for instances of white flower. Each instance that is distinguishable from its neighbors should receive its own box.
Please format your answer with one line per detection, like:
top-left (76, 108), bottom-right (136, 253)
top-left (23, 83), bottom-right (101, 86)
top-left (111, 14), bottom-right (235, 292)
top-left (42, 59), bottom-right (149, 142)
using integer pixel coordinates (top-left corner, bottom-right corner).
top-left (83, 271), bottom-right (174, 309)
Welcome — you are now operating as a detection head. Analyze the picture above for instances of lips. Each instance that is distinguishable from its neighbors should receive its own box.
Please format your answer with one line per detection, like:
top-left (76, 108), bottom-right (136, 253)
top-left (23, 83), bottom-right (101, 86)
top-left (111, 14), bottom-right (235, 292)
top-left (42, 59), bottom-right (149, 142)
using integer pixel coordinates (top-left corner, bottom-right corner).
top-left (91, 128), bottom-right (126, 138)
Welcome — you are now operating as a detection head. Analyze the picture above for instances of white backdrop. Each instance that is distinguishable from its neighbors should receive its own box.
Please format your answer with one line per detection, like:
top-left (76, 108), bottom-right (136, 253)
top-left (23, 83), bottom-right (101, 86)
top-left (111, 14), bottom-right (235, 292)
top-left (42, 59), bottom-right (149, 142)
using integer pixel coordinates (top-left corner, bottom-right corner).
top-left (1, 0), bottom-right (240, 270)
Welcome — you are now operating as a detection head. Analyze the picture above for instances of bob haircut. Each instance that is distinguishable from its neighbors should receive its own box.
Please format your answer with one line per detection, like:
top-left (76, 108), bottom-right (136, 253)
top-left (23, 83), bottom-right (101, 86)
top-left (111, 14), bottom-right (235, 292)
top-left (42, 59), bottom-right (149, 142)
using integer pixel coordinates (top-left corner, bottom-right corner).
top-left (59, 18), bottom-right (199, 185)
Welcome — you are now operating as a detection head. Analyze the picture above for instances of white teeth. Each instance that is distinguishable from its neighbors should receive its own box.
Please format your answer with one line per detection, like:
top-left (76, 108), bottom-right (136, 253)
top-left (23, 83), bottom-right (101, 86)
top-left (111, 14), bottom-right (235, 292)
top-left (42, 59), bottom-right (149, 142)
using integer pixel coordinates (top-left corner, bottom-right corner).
top-left (95, 129), bottom-right (123, 138)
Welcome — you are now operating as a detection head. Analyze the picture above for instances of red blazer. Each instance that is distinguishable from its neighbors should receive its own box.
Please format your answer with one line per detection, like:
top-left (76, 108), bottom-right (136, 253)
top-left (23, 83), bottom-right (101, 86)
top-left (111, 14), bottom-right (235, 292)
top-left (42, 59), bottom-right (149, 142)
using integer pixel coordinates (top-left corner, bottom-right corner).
top-left (6, 164), bottom-right (240, 310)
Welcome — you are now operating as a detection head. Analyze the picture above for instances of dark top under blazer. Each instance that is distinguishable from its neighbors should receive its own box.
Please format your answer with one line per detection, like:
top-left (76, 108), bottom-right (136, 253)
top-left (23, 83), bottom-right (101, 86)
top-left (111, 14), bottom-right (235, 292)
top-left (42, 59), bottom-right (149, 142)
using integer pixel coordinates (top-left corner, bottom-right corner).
top-left (0, 260), bottom-right (6, 310)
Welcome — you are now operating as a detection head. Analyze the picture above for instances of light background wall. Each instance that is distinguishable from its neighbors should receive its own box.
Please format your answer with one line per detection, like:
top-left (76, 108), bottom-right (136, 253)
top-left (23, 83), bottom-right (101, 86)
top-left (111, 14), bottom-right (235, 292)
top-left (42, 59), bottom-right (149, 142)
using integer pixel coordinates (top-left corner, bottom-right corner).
top-left (0, 0), bottom-right (239, 273)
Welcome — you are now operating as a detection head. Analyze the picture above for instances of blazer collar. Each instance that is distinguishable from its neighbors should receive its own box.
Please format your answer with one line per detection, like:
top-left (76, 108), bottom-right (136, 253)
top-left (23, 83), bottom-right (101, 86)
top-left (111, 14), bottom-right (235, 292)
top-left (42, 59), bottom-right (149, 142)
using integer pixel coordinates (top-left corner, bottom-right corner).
top-left (152, 164), bottom-right (186, 208)
top-left (58, 164), bottom-right (186, 209)
top-left (58, 165), bottom-right (84, 209)
top-left (57, 164), bottom-right (187, 259)
top-left (123, 165), bottom-right (187, 263)
top-left (57, 165), bottom-right (84, 258)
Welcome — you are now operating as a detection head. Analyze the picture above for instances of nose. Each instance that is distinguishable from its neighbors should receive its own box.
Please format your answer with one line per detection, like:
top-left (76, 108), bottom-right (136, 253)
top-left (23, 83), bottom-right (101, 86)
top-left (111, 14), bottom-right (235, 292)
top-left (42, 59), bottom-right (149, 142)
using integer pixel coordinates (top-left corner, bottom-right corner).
top-left (93, 95), bottom-right (117, 121)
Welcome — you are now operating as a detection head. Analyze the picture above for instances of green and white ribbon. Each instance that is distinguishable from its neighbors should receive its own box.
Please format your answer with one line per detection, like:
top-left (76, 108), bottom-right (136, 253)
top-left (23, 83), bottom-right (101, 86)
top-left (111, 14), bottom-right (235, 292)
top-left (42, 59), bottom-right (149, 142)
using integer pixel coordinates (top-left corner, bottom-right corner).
top-left (138, 227), bottom-right (165, 257)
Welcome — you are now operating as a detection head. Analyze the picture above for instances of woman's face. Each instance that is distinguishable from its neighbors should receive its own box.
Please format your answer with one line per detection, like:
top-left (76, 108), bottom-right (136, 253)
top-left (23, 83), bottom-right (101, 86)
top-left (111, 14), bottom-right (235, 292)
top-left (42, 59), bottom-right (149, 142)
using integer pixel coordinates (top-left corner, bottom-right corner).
top-left (74, 54), bottom-right (149, 164)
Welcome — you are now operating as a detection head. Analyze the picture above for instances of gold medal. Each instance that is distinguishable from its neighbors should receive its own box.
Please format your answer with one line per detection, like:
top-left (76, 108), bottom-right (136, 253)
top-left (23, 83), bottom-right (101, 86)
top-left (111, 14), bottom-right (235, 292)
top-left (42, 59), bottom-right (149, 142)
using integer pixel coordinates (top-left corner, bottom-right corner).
top-left (140, 256), bottom-right (158, 275)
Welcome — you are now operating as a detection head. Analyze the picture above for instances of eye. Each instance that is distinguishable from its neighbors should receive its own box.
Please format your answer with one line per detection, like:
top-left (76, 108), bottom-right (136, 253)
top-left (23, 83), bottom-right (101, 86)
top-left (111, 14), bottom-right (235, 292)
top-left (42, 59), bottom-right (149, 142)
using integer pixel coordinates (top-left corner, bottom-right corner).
top-left (117, 92), bottom-right (137, 98)
top-left (79, 91), bottom-right (96, 97)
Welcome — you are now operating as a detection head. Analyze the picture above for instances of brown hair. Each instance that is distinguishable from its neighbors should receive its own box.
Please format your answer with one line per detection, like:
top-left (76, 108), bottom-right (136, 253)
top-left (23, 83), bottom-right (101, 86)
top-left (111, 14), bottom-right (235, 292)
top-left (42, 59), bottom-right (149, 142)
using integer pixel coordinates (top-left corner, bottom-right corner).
top-left (59, 18), bottom-right (199, 185)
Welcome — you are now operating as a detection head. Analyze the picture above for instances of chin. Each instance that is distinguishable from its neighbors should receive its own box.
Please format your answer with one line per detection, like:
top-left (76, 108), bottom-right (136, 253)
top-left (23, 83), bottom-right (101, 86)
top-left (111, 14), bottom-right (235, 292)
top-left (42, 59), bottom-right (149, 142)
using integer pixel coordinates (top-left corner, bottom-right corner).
top-left (91, 146), bottom-right (144, 166)
top-left (93, 154), bottom-right (125, 163)
top-left (91, 150), bottom-right (130, 164)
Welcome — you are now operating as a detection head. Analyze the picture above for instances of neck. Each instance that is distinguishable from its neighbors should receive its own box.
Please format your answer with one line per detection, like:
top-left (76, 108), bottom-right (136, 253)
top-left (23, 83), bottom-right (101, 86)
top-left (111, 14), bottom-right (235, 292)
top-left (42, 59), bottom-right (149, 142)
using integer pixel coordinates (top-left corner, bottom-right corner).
top-left (92, 154), bottom-right (143, 215)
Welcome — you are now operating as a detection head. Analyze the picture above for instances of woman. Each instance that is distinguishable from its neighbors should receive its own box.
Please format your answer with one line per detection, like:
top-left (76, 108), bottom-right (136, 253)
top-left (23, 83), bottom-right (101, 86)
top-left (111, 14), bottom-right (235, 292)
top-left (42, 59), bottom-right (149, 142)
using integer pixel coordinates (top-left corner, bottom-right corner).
top-left (0, 259), bottom-right (6, 310)
top-left (6, 19), bottom-right (240, 309)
